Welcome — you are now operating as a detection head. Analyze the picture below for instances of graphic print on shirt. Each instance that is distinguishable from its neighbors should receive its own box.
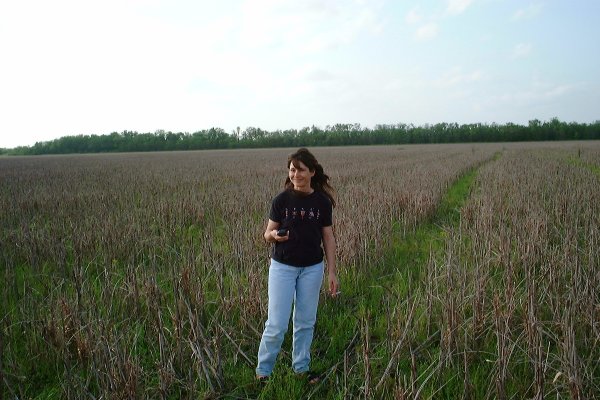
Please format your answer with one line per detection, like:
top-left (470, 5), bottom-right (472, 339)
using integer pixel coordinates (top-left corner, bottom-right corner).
top-left (283, 207), bottom-right (320, 221)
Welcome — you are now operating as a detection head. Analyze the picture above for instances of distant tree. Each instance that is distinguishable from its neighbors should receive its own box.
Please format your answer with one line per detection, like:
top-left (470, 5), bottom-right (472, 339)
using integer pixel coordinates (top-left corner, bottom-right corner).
top-left (5, 118), bottom-right (599, 155)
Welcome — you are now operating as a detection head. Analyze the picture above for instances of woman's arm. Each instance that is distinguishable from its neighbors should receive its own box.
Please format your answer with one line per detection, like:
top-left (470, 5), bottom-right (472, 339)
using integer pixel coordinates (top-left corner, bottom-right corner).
top-left (322, 225), bottom-right (339, 296)
top-left (264, 219), bottom-right (288, 243)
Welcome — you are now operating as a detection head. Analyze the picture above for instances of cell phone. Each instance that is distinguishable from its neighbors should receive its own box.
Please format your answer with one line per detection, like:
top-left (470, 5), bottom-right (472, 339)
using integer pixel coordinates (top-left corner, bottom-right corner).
top-left (277, 228), bottom-right (288, 236)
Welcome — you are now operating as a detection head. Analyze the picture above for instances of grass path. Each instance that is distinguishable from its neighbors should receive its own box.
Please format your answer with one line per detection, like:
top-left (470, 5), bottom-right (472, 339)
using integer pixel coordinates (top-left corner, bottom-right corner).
top-left (241, 154), bottom-right (501, 399)
top-left (567, 155), bottom-right (600, 176)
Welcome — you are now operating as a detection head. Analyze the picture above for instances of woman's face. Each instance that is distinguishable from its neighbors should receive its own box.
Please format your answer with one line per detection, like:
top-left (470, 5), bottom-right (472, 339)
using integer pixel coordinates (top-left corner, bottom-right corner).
top-left (289, 160), bottom-right (315, 192)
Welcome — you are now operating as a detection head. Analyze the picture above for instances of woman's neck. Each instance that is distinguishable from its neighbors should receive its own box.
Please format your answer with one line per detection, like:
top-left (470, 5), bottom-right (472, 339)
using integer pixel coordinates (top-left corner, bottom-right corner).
top-left (291, 186), bottom-right (314, 195)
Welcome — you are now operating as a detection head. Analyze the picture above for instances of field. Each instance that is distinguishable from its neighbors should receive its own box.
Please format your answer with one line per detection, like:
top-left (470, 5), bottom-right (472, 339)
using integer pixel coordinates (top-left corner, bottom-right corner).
top-left (1, 142), bottom-right (599, 399)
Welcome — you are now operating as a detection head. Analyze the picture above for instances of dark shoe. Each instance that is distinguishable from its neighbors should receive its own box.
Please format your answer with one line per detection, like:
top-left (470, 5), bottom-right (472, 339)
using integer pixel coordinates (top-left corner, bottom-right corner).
top-left (296, 371), bottom-right (321, 385)
top-left (256, 375), bottom-right (269, 385)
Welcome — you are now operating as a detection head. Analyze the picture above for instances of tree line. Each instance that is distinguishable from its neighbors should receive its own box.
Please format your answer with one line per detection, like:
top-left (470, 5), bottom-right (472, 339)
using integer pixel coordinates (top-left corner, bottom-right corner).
top-left (2, 118), bottom-right (599, 155)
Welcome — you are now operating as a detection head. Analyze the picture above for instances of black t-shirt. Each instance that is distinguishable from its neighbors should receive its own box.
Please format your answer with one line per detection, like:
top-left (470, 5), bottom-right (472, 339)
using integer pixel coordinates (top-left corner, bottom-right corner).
top-left (269, 189), bottom-right (333, 267)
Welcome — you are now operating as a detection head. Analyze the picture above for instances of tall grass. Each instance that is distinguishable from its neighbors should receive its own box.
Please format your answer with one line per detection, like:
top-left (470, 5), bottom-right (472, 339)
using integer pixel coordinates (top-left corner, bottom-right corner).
top-left (1, 142), bottom-right (598, 398)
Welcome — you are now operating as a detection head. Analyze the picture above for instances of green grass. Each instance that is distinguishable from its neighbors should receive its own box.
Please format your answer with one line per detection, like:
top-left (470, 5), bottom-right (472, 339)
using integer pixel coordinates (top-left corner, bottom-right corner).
top-left (273, 161), bottom-right (490, 399)
top-left (2, 153), bottom-right (500, 399)
top-left (567, 155), bottom-right (600, 176)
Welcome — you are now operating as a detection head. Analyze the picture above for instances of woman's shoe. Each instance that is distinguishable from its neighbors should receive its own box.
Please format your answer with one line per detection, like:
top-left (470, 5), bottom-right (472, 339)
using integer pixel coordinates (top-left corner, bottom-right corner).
top-left (256, 375), bottom-right (269, 385)
top-left (296, 371), bottom-right (321, 385)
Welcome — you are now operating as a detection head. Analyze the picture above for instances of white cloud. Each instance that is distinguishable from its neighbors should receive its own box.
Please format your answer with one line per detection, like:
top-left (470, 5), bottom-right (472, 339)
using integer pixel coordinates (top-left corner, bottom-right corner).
top-left (511, 3), bottom-right (543, 21)
top-left (512, 43), bottom-right (533, 59)
top-left (544, 84), bottom-right (573, 98)
top-left (238, 0), bottom-right (384, 54)
top-left (435, 67), bottom-right (484, 87)
top-left (476, 73), bottom-right (580, 121)
top-left (303, 68), bottom-right (337, 82)
top-left (490, 83), bottom-right (575, 106)
top-left (446, 0), bottom-right (474, 15)
top-left (410, 0), bottom-right (473, 41)
top-left (405, 7), bottom-right (422, 24)
top-left (416, 23), bottom-right (439, 40)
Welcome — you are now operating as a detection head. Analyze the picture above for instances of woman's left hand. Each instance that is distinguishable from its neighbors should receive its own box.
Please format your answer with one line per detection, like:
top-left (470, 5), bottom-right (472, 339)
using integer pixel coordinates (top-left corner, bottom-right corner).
top-left (328, 272), bottom-right (339, 297)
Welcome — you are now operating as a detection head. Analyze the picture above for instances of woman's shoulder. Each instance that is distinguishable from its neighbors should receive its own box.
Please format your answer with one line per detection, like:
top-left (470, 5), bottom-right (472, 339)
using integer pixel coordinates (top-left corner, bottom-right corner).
top-left (313, 190), bottom-right (332, 204)
top-left (272, 190), bottom-right (292, 203)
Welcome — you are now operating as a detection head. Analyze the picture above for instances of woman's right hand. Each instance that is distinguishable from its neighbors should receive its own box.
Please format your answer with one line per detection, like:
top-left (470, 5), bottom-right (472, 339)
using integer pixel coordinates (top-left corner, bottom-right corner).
top-left (270, 229), bottom-right (289, 242)
top-left (264, 219), bottom-right (289, 243)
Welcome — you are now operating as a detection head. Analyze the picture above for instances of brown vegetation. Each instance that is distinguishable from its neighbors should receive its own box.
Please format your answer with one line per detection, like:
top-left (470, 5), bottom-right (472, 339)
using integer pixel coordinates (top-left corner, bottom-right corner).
top-left (1, 142), bottom-right (598, 398)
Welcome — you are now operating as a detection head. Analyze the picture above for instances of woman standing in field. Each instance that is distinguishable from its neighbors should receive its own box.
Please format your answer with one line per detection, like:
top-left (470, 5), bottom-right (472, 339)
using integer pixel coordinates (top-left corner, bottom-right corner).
top-left (256, 148), bottom-right (338, 384)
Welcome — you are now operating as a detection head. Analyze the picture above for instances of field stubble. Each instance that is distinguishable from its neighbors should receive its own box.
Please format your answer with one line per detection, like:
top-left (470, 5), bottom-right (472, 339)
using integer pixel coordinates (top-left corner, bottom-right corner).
top-left (1, 142), bottom-right (599, 398)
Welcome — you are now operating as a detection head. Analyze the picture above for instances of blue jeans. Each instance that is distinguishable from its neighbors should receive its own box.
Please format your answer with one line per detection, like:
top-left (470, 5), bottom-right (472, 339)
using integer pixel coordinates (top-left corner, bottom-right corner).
top-left (256, 259), bottom-right (324, 377)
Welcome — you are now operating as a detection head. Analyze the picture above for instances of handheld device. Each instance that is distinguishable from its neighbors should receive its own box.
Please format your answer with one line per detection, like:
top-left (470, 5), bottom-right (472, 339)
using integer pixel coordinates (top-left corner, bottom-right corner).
top-left (277, 228), bottom-right (288, 236)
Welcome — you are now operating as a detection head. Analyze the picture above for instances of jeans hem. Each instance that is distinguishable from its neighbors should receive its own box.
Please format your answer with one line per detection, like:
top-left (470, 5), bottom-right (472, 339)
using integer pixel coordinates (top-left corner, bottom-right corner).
top-left (294, 368), bottom-right (310, 374)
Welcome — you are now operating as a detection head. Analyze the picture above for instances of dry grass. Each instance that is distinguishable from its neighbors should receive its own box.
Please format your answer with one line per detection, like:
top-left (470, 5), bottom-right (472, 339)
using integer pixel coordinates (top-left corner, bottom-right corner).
top-left (1, 142), bottom-right (599, 398)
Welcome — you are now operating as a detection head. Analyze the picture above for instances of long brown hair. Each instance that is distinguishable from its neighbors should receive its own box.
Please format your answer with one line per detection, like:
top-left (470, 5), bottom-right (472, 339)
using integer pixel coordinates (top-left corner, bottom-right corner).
top-left (285, 148), bottom-right (336, 207)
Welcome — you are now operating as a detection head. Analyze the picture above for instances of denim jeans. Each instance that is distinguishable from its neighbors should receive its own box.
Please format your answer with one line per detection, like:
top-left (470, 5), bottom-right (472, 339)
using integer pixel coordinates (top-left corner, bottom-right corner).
top-left (256, 259), bottom-right (324, 377)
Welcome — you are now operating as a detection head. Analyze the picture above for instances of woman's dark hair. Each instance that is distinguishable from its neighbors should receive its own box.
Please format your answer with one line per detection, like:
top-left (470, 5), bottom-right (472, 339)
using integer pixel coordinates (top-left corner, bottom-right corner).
top-left (285, 148), bottom-right (336, 207)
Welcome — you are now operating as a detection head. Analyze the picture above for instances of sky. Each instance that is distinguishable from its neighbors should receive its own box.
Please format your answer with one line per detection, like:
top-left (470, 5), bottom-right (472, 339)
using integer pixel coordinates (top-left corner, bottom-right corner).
top-left (1, 0), bottom-right (599, 148)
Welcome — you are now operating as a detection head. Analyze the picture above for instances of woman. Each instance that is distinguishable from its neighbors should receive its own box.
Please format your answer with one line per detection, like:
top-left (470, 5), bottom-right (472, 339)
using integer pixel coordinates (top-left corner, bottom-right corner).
top-left (256, 148), bottom-right (338, 384)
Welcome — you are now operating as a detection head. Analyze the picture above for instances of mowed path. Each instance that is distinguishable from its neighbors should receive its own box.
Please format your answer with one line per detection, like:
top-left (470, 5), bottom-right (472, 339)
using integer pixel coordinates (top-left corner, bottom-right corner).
top-left (252, 153), bottom-right (499, 399)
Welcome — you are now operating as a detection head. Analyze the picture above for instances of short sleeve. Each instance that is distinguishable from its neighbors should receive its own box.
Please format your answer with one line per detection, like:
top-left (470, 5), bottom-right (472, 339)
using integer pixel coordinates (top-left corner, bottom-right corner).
top-left (321, 196), bottom-right (333, 227)
top-left (269, 193), bottom-right (283, 223)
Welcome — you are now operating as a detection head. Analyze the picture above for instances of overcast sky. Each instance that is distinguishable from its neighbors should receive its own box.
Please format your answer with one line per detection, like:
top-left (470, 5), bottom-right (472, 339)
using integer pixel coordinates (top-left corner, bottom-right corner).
top-left (1, 0), bottom-right (599, 148)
